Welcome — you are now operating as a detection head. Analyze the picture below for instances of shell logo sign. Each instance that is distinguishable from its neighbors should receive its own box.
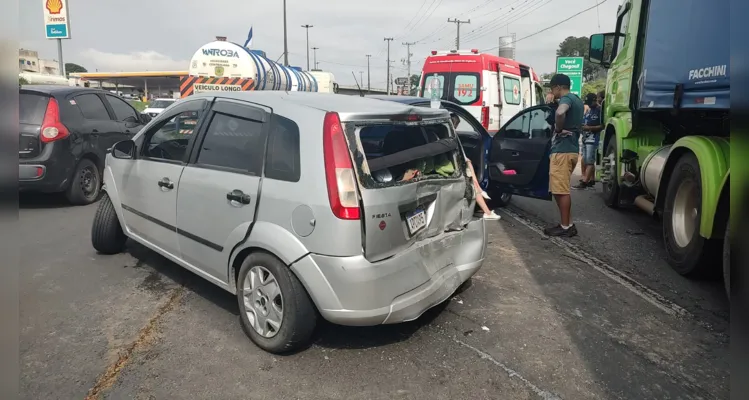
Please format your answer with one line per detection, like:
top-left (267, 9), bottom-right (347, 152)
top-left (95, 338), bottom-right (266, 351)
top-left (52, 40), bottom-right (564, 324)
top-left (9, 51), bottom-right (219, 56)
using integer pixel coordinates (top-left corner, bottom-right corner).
top-left (45, 0), bottom-right (63, 14)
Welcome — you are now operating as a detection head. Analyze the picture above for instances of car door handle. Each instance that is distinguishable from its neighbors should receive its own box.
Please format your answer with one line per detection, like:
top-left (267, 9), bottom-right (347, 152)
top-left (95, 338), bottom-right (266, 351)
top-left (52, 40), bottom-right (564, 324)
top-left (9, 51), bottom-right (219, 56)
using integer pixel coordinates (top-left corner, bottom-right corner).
top-left (157, 178), bottom-right (174, 190)
top-left (226, 189), bottom-right (251, 205)
top-left (511, 151), bottom-right (520, 156)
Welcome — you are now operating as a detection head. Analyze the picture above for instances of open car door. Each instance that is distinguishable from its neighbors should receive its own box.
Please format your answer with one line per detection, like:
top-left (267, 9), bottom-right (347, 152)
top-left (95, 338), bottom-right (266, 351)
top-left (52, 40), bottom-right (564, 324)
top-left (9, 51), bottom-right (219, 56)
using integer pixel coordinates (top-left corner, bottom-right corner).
top-left (487, 104), bottom-right (554, 201)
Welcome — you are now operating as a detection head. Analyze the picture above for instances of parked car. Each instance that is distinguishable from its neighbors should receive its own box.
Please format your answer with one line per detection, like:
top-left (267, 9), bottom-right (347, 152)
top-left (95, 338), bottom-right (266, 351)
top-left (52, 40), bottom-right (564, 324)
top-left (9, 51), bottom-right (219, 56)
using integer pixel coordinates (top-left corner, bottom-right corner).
top-left (370, 96), bottom-right (556, 207)
top-left (19, 85), bottom-right (152, 204)
top-left (91, 91), bottom-right (488, 353)
top-left (142, 98), bottom-right (177, 118)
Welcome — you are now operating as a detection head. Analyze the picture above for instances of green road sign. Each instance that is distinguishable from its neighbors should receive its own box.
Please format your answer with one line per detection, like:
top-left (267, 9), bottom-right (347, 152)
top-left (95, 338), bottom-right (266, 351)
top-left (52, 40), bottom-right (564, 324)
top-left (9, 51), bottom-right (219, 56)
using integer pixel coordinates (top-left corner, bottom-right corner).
top-left (555, 57), bottom-right (584, 97)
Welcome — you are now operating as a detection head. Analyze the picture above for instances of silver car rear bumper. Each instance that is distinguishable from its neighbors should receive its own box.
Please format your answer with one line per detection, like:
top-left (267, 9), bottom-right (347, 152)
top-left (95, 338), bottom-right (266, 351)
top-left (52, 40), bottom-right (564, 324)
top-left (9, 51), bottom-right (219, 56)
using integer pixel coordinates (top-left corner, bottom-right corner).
top-left (291, 218), bottom-right (486, 326)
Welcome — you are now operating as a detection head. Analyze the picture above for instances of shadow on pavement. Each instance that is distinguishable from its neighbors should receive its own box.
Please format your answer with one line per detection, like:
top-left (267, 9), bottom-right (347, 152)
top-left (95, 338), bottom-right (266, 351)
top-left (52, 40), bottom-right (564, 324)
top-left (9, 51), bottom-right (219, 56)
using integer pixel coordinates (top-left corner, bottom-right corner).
top-left (123, 241), bottom-right (448, 351)
top-left (19, 192), bottom-right (74, 209)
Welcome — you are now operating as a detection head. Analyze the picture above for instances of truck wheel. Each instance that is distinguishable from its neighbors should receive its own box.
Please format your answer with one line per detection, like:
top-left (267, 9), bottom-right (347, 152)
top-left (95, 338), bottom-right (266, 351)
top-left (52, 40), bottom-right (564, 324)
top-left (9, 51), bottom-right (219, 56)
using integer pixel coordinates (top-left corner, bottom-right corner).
top-left (237, 252), bottom-right (317, 354)
top-left (601, 139), bottom-right (620, 208)
top-left (723, 222), bottom-right (730, 299)
top-left (66, 159), bottom-right (101, 205)
top-left (91, 193), bottom-right (127, 254)
top-left (662, 153), bottom-right (718, 276)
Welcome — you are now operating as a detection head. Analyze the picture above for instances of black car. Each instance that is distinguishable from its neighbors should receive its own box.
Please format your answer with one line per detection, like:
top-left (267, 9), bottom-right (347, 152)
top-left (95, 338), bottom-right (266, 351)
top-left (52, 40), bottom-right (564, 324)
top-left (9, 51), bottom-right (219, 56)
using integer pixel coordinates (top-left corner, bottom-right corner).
top-left (19, 86), bottom-right (151, 204)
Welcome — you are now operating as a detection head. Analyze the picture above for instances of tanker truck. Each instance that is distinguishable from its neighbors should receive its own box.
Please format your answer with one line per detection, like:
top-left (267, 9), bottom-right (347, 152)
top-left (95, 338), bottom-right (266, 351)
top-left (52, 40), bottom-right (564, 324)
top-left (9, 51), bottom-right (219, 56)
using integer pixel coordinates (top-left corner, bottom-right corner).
top-left (180, 40), bottom-right (338, 97)
top-left (587, 0), bottom-right (730, 294)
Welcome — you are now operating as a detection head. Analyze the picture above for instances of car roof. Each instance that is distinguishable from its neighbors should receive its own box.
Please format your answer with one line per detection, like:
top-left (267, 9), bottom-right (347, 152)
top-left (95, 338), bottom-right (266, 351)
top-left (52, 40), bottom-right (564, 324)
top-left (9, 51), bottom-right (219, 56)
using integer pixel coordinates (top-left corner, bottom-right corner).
top-left (190, 91), bottom-right (449, 120)
top-left (20, 85), bottom-right (110, 96)
top-left (366, 95), bottom-right (462, 109)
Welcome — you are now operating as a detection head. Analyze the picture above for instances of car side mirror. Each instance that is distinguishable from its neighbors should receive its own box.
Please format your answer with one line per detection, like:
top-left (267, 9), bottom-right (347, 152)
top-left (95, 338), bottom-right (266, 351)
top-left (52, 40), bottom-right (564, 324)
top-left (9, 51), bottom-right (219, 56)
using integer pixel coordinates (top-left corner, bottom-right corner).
top-left (111, 140), bottom-right (136, 159)
top-left (139, 113), bottom-right (152, 124)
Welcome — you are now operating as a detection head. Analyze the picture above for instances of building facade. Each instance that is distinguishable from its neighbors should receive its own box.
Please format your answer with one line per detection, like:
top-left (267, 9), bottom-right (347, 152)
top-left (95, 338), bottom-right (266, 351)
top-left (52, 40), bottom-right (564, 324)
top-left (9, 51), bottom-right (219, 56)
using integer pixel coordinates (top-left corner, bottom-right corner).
top-left (19, 48), bottom-right (61, 75)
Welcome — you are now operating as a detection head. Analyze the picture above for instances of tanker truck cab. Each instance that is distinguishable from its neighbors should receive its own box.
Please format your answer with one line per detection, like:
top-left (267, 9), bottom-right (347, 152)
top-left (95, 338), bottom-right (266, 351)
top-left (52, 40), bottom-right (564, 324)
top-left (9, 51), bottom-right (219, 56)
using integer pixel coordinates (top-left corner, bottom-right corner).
top-left (418, 49), bottom-right (542, 134)
top-left (588, 0), bottom-right (730, 289)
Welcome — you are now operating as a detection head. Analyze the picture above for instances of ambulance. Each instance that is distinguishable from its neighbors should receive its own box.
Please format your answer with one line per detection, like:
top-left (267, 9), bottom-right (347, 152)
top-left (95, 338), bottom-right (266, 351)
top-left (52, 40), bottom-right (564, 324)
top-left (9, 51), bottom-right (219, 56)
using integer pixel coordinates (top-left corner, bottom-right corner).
top-left (418, 49), bottom-right (544, 134)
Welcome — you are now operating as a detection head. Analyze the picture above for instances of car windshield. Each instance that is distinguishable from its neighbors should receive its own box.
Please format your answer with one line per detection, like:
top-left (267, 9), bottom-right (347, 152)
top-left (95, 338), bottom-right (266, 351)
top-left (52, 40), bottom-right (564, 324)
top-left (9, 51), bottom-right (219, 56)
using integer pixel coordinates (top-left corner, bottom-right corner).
top-left (20, 93), bottom-right (49, 125)
top-left (150, 100), bottom-right (174, 109)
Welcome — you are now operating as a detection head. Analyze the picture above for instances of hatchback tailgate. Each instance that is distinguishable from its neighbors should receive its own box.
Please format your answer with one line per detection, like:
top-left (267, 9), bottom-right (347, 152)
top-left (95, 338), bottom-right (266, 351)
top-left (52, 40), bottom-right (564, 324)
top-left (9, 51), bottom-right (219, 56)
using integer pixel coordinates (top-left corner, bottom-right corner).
top-left (345, 117), bottom-right (475, 263)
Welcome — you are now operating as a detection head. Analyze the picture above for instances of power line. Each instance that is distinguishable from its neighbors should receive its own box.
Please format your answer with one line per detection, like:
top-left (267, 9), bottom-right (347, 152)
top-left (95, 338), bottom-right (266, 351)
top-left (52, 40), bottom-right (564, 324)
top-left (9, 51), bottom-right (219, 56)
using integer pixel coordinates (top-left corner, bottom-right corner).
top-left (398, 0), bottom-right (430, 36)
top-left (481, 0), bottom-right (609, 51)
top-left (419, 0), bottom-right (527, 44)
top-left (401, 0), bottom-right (445, 39)
top-left (460, 0), bottom-right (550, 42)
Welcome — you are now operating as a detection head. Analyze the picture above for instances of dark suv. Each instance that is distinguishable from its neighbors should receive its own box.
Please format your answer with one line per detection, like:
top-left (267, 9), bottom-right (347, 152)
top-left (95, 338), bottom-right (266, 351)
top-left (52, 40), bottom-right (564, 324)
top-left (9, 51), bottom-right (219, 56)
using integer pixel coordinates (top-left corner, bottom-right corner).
top-left (19, 86), bottom-right (151, 204)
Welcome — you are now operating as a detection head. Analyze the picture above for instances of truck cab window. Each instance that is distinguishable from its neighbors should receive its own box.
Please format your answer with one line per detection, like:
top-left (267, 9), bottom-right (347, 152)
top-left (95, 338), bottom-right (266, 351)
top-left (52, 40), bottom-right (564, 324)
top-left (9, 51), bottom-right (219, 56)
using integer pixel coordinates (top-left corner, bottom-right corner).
top-left (615, 9), bottom-right (631, 56)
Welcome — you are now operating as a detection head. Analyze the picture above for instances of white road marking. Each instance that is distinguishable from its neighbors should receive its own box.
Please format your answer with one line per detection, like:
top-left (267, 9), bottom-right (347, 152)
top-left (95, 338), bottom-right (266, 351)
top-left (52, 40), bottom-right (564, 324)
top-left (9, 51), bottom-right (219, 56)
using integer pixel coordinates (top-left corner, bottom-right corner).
top-left (453, 338), bottom-right (563, 400)
top-left (498, 207), bottom-right (715, 332)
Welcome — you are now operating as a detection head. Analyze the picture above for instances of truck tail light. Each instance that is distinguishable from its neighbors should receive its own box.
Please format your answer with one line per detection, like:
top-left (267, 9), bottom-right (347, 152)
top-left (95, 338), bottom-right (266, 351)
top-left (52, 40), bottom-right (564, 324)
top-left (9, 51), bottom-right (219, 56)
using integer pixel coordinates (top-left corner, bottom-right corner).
top-left (40, 98), bottom-right (69, 143)
top-left (323, 112), bottom-right (360, 220)
top-left (480, 106), bottom-right (490, 129)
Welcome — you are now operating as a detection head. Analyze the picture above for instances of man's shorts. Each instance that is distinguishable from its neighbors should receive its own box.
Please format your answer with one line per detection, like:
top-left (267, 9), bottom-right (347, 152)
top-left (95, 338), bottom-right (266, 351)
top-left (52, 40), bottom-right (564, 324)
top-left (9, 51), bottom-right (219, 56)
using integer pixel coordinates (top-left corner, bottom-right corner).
top-left (581, 143), bottom-right (597, 165)
top-left (549, 153), bottom-right (579, 195)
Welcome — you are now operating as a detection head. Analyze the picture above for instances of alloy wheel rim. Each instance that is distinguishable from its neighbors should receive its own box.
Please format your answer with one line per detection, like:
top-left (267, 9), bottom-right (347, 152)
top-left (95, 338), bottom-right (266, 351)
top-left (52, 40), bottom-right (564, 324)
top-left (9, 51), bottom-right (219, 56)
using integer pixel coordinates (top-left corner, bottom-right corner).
top-left (671, 179), bottom-right (698, 248)
top-left (242, 266), bottom-right (284, 338)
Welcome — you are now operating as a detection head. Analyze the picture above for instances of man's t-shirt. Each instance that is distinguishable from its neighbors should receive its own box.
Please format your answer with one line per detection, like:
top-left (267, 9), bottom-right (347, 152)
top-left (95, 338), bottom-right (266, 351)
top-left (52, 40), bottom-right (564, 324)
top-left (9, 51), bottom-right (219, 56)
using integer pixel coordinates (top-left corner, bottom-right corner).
top-left (551, 93), bottom-right (584, 154)
top-left (583, 106), bottom-right (602, 145)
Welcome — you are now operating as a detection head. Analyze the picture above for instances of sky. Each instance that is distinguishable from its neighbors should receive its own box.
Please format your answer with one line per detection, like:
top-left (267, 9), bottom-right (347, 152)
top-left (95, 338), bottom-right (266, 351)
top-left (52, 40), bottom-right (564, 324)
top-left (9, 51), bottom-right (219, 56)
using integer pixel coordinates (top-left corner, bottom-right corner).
top-left (20, 0), bottom-right (621, 89)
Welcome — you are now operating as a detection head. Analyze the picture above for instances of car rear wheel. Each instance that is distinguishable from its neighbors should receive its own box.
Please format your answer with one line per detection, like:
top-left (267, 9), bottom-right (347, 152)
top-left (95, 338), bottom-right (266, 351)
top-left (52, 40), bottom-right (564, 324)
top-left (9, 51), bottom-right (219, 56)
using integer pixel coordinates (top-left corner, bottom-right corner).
top-left (237, 252), bottom-right (317, 354)
top-left (91, 193), bottom-right (126, 254)
top-left (66, 159), bottom-right (100, 205)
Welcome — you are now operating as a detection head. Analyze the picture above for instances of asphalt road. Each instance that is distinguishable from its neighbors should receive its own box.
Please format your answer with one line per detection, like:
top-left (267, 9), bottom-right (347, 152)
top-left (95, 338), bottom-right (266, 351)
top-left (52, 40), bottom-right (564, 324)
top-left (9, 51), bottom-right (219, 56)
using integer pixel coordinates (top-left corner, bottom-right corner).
top-left (19, 190), bottom-right (729, 400)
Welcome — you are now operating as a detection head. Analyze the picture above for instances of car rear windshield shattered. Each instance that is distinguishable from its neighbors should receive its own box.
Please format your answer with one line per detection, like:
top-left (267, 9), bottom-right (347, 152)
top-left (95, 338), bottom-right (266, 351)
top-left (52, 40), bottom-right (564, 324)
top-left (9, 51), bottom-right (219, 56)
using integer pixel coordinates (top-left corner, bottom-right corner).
top-left (347, 121), bottom-right (466, 189)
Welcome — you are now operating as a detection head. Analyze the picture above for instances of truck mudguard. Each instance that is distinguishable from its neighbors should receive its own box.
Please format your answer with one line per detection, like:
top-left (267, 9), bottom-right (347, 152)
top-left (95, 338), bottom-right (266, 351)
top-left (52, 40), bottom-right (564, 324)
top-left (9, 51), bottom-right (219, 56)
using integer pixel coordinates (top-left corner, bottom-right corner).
top-left (655, 136), bottom-right (730, 239)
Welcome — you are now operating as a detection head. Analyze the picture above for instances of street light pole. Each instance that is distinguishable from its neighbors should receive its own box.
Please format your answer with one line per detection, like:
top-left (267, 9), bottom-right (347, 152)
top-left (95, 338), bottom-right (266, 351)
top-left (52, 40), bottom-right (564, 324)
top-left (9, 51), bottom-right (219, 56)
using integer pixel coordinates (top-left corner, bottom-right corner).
top-left (301, 24), bottom-right (313, 70)
top-left (366, 54), bottom-right (371, 93)
top-left (384, 38), bottom-right (393, 95)
top-left (283, 0), bottom-right (289, 66)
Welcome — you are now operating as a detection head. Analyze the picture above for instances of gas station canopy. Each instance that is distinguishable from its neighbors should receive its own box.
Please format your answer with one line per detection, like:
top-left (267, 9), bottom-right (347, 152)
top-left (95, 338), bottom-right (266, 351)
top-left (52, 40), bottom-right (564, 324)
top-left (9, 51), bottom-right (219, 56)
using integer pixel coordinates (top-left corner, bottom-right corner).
top-left (69, 71), bottom-right (187, 91)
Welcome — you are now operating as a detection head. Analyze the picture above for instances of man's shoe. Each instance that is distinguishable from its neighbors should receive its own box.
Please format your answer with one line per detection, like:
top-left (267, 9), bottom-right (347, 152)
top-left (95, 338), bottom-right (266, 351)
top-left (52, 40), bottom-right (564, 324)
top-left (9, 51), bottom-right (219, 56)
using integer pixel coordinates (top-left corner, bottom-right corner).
top-left (572, 182), bottom-right (589, 190)
top-left (543, 224), bottom-right (578, 237)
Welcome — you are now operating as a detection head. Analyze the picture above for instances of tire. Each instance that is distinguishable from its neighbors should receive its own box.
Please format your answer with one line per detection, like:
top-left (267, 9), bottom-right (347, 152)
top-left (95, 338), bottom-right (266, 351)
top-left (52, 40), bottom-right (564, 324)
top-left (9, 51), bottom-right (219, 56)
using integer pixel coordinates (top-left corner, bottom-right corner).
top-left (662, 153), bottom-right (719, 276)
top-left (91, 193), bottom-right (127, 254)
top-left (492, 191), bottom-right (513, 208)
top-left (723, 222), bottom-right (730, 299)
top-left (237, 252), bottom-right (317, 354)
top-left (66, 158), bottom-right (101, 205)
top-left (601, 138), bottom-right (620, 208)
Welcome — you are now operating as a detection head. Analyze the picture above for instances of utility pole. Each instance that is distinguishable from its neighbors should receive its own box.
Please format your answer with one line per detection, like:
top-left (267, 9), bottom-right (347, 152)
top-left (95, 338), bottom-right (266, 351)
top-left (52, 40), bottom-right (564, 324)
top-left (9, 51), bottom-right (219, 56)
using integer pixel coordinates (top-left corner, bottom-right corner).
top-left (301, 24), bottom-right (313, 70)
top-left (311, 47), bottom-right (319, 70)
top-left (402, 41), bottom-right (415, 95)
top-left (359, 71), bottom-right (364, 87)
top-left (283, 0), bottom-right (289, 66)
top-left (366, 55), bottom-right (372, 92)
top-left (384, 37), bottom-right (393, 95)
top-left (447, 18), bottom-right (471, 49)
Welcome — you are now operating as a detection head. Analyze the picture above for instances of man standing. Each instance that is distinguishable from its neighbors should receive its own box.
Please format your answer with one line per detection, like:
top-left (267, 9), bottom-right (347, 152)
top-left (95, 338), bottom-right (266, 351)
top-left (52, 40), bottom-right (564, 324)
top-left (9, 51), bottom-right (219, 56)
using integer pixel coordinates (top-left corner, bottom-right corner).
top-left (544, 74), bottom-right (584, 237)
top-left (573, 93), bottom-right (604, 189)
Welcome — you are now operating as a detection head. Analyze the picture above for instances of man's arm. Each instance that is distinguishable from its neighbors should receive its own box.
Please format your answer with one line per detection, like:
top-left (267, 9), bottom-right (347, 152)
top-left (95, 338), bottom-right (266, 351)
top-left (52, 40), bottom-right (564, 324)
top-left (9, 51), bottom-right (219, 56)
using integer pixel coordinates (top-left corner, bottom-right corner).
top-left (554, 103), bottom-right (569, 132)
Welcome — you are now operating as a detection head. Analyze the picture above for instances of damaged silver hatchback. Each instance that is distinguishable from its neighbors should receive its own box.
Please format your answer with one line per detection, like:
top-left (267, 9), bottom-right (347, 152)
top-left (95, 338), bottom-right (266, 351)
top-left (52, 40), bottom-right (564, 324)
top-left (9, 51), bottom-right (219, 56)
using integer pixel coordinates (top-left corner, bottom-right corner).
top-left (91, 91), bottom-right (487, 353)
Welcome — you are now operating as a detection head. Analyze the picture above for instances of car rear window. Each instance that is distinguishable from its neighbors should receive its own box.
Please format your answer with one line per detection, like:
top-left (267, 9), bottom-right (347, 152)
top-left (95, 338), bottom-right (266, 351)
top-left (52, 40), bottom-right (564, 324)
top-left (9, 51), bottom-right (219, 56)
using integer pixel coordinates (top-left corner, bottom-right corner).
top-left (354, 122), bottom-right (461, 187)
top-left (20, 93), bottom-right (49, 125)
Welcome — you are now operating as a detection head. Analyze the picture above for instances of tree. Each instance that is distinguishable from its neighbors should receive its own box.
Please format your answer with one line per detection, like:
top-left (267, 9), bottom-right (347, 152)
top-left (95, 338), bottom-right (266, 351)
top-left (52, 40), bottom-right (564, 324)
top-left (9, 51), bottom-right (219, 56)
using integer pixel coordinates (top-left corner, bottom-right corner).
top-left (409, 74), bottom-right (420, 96)
top-left (65, 62), bottom-right (87, 76)
top-left (582, 79), bottom-right (606, 97)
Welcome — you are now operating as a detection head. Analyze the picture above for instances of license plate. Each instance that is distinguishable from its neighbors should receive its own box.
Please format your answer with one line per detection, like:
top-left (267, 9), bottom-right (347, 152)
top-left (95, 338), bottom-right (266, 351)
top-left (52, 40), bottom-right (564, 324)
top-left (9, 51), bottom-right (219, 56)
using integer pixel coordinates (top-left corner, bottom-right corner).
top-left (406, 209), bottom-right (426, 234)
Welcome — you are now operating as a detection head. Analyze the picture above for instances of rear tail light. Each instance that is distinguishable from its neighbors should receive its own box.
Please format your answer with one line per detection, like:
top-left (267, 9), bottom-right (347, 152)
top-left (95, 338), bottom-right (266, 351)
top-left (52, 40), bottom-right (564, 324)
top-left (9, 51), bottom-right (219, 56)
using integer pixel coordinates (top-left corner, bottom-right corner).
top-left (40, 98), bottom-right (69, 143)
top-left (323, 112), bottom-right (360, 220)
top-left (480, 106), bottom-right (490, 129)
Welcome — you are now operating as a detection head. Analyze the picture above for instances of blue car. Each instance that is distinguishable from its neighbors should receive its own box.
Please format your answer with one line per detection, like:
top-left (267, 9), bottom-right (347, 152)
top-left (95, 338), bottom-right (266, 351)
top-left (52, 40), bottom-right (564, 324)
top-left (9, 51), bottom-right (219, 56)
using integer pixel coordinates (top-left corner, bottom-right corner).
top-left (370, 95), bottom-right (555, 206)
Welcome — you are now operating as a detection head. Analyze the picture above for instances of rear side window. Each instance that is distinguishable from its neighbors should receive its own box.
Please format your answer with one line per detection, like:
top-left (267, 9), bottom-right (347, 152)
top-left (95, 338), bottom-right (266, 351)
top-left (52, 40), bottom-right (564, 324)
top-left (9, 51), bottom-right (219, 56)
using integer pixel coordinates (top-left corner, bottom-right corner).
top-left (75, 94), bottom-right (111, 120)
top-left (19, 93), bottom-right (49, 125)
top-left (420, 72), bottom-right (480, 106)
top-left (196, 112), bottom-right (266, 174)
top-left (503, 76), bottom-right (521, 105)
top-left (356, 122), bottom-right (459, 186)
top-left (105, 95), bottom-right (138, 121)
top-left (264, 115), bottom-right (301, 182)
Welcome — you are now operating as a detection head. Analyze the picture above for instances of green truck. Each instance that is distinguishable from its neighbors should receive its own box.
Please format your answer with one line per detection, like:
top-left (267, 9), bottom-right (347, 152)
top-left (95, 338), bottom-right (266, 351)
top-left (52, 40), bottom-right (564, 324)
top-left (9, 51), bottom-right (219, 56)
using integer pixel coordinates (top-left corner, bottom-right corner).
top-left (587, 0), bottom-right (730, 294)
